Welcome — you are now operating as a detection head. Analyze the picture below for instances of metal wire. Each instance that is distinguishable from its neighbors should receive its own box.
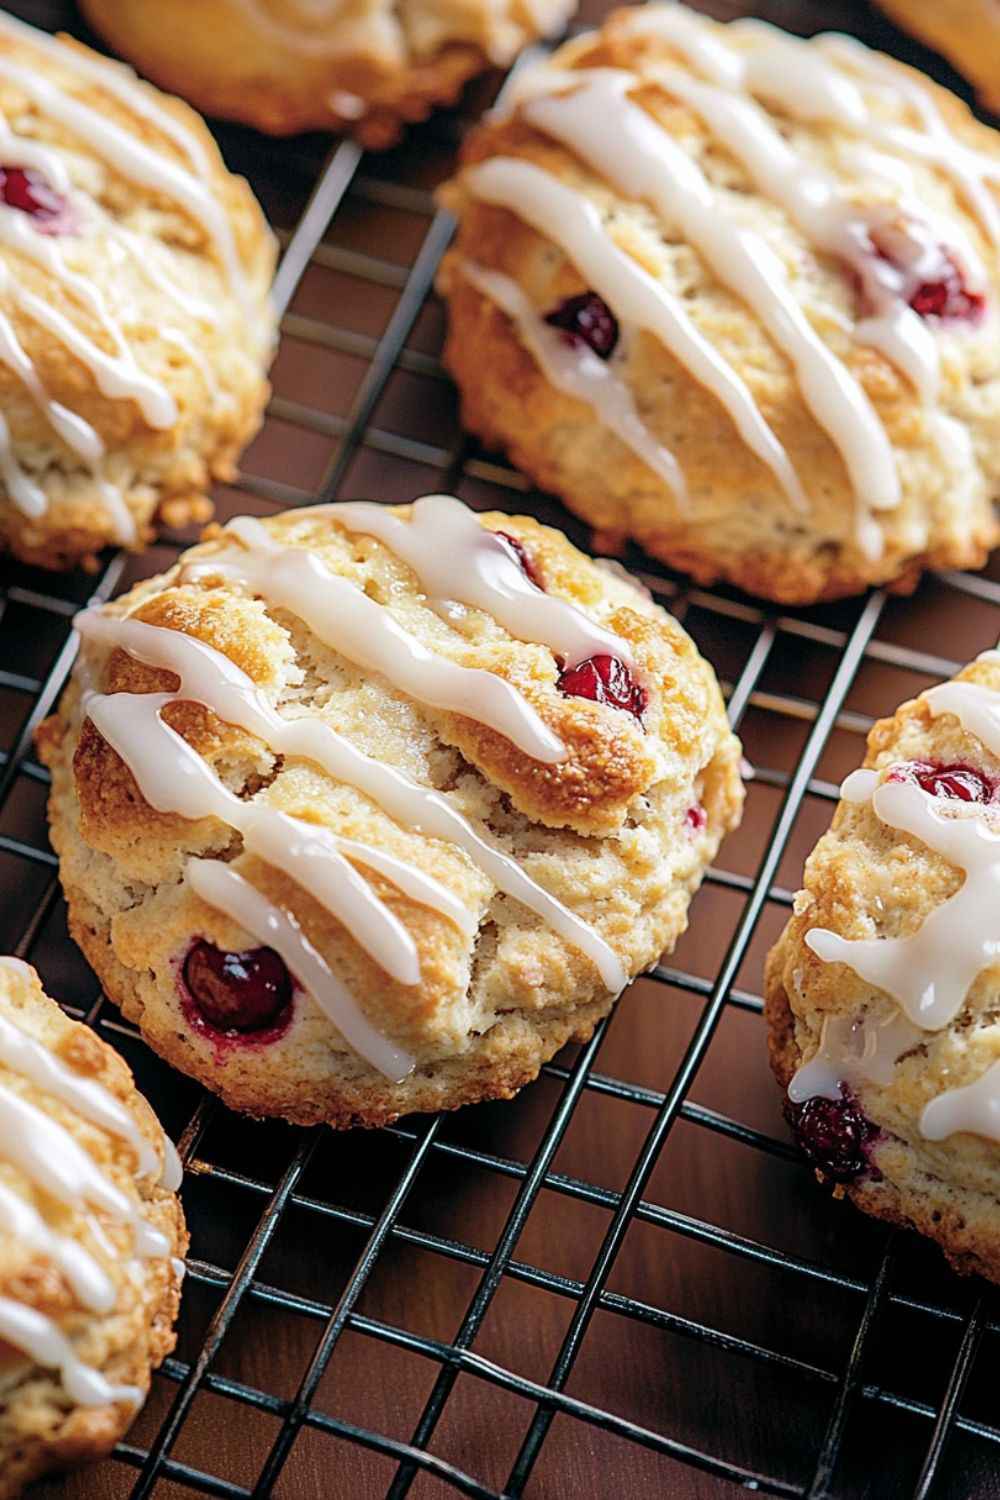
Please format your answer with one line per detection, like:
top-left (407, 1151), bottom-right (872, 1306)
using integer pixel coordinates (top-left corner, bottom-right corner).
top-left (0, 4), bottom-right (996, 1497)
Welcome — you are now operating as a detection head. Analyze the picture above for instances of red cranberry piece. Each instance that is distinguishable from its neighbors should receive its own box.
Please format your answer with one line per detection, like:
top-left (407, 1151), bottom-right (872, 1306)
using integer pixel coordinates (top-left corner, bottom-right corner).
top-left (0, 166), bottom-right (75, 235)
top-left (786, 1087), bottom-right (879, 1184)
top-left (868, 226), bottom-right (985, 323)
top-left (888, 759), bottom-right (998, 803)
top-left (685, 804), bottom-right (708, 832)
top-left (183, 940), bottom-right (292, 1034)
top-left (496, 530), bottom-right (543, 589)
top-left (557, 654), bottom-right (647, 721)
top-left (908, 264), bottom-right (984, 321)
top-left (544, 292), bottom-right (619, 359)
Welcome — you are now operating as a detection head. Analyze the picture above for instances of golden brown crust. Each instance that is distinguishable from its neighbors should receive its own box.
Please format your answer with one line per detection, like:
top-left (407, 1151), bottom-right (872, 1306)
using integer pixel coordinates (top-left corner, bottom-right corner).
top-left (0, 21), bottom-right (276, 570)
top-left (79, 0), bottom-right (576, 147)
top-left (765, 652), bottom-right (1000, 1285)
top-left (876, 0), bottom-right (1000, 115)
top-left (438, 10), bottom-right (1000, 605)
top-left (0, 961), bottom-right (186, 1499)
top-left (39, 500), bottom-right (744, 1128)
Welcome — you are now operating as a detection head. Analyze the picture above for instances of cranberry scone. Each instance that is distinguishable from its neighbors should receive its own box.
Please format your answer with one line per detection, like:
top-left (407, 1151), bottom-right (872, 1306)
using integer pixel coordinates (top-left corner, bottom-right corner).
top-left (0, 12), bottom-right (275, 570)
top-left (0, 957), bottom-right (186, 1499)
top-left (876, 0), bottom-right (1000, 116)
top-left (438, 3), bottom-right (1000, 605)
top-left (766, 652), bottom-right (1000, 1282)
top-left (38, 496), bottom-right (743, 1129)
top-left (79, 0), bottom-right (576, 150)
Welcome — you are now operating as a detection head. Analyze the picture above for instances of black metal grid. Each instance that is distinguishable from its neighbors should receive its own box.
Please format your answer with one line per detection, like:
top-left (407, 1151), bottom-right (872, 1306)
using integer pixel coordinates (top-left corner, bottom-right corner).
top-left (3, 2), bottom-right (1000, 1496)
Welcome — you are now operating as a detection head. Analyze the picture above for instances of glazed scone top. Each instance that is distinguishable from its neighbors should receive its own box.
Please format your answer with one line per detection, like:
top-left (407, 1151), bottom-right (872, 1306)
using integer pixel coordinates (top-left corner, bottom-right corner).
top-left (780, 653), bottom-right (1000, 1166)
top-left (64, 497), bottom-right (740, 1083)
top-left (442, 2), bottom-right (1000, 567)
top-left (0, 957), bottom-right (181, 1410)
top-left (0, 12), bottom-right (273, 549)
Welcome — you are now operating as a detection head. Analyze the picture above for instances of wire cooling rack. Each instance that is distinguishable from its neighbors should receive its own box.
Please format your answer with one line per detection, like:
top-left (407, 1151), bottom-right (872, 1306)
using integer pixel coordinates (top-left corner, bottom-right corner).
top-left (4, 1), bottom-right (1000, 1496)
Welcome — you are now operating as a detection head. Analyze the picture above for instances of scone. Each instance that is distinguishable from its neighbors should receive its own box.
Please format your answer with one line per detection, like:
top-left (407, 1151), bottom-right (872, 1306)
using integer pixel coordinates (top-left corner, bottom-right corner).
top-left (37, 495), bottom-right (743, 1129)
top-left (0, 956), bottom-right (186, 1499)
top-left (876, 0), bottom-right (1000, 116)
top-left (766, 652), bottom-right (1000, 1282)
top-left (437, 3), bottom-right (1000, 605)
top-left (78, 0), bottom-right (576, 150)
top-left (0, 12), bottom-right (275, 570)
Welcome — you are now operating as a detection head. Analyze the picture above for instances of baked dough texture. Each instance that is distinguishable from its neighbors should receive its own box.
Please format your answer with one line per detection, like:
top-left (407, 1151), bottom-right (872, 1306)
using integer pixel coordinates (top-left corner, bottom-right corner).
top-left (0, 959), bottom-right (186, 1499)
top-left (877, 0), bottom-right (1000, 115)
top-left (766, 653), bottom-right (1000, 1284)
top-left (79, 0), bottom-right (577, 148)
top-left (438, 6), bottom-right (1000, 604)
top-left (38, 500), bottom-right (743, 1129)
top-left (0, 15), bottom-right (276, 570)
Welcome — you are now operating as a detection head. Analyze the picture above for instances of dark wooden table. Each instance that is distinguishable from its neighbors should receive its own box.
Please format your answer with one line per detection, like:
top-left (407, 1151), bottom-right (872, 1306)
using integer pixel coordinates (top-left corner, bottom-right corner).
top-left (4, 1), bottom-right (1000, 1496)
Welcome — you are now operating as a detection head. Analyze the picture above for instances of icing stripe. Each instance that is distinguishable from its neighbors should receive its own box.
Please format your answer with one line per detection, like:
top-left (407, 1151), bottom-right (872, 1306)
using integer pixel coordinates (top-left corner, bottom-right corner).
top-left (0, 45), bottom-right (244, 298)
top-left (0, 1297), bottom-right (142, 1407)
top-left (462, 156), bottom-right (807, 510)
top-left (520, 69), bottom-right (899, 524)
top-left (186, 514), bottom-right (568, 764)
top-left (186, 859), bottom-right (414, 1083)
top-left (456, 259), bottom-right (687, 499)
top-left (330, 494), bottom-right (637, 668)
top-left (76, 602), bottom-right (626, 1000)
top-left (0, 960), bottom-right (177, 1406)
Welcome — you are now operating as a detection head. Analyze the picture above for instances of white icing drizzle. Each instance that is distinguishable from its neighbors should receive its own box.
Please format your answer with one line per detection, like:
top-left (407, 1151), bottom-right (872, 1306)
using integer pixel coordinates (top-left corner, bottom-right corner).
top-left (0, 409), bottom-right (45, 517)
top-left (518, 68), bottom-right (898, 524)
top-left (819, 33), bottom-right (1000, 247)
top-left (0, 1005), bottom-right (159, 1180)
top-left (0, 205), bottom-right (177, 428)
top-left (0, 10), bottom-right (214, 182)
top-left (186, 859), bottom-right (413, 1083)
top-left (921, 1059), bottom-right (1000, 1143)
top-left (463, 156), bottom-right (806, 511)
top-left (0, 960), bottom-right (176, 1407)
top-left (788, 1009), bottom-right (921, 1103)
top-left (923, 653), bottom-right (1000, 754)
top-left (0, 260), bottom-right (176, 430)
top-left (0, 27), bottom-right (245, 300)
top-left (185, 514), bottom-right (567, 764)
top-left (805, 771), bottom-right (1000, 1030)
top-left (82, 687), bottom-right (446, 992)
top-left (455, 259), bottom-right (686, 500)
top-left (0, 302), bottom-right (104, 465)
top-left (330, 494), bottom-right (635, 669)
top-left (0, 1180), bottom-right (115, 1313)
top-left (74, 601), bottom-right (625, 1054)
top-left (0, 15), bottom-right (244, 539)
top-left (790, 657), bottom-right (1000, 1144)
top-left (109, 227), bottom-right (222, 327)
top-left (637, 58), bottom-right (941, 415)
top-left (0, 1297), bottom-right (142, 1407)
top-left (625, 7), bottom-right (1000, 244)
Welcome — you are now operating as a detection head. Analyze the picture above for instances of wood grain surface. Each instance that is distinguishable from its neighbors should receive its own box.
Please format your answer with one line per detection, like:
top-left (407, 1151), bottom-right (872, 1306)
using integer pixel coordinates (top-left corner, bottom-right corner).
top-left (2, 1), bottom-right (999, 1496)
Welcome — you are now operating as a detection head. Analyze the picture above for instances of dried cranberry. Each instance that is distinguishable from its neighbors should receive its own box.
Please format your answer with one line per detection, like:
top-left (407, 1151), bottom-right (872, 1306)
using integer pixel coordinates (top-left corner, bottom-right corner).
top-left (685, 804), bottom-right (708, 832)
top-left (867, 225), bottom-right (985, 323)
top-left (183, 940), bottom-right (293, 1036)
top-left (908, 264), bottom-right (985, 321)
top-left (496, 530), bottom-right (543, 588)
top-left (0, 166), bottom-right (75, 235)
top-left (888, 759), bottom-right (999, 803)
top-left (557, 654), bottom-right (647, 721)
top-left (786, 1087), bottom-right (879, 1184)
top-left (544, 292), bottom-right (619, 359)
